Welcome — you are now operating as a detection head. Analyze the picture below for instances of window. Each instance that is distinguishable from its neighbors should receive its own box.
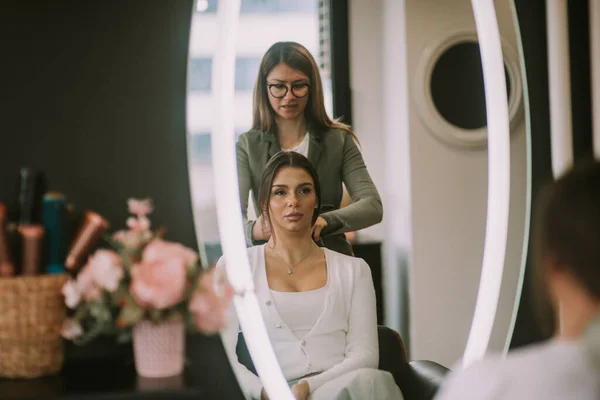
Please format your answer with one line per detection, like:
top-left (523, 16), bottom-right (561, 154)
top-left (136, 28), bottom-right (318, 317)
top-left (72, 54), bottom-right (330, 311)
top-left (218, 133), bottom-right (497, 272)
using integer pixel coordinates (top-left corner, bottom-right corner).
top-left (195, 0), bottom-right (217, 13)
top-left (240, 0), bottom-right (317, 13)
top-left (195, 0), bottom-right (317, 14)
top-left (188, 58), bottom-right (212, 92)
top-left (188, 132), bottom-right (212, 161)
top-left (187, 0), bottom-right (334, 257)
top-left (235, 58), bottom-right (260, 91)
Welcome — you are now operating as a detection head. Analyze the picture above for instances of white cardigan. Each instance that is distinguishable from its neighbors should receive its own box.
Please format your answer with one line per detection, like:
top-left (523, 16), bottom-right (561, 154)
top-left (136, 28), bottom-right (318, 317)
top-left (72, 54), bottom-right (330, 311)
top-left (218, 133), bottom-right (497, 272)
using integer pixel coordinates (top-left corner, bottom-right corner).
top-left (220, 244), bottom-right (378, 399)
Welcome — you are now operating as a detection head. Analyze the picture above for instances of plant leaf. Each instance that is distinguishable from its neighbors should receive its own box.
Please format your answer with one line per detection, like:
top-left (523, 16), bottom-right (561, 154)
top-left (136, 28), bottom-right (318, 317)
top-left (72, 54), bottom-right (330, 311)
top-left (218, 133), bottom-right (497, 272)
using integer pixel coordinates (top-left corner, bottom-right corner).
top-left (116, 330), bottom-right (132, 343)
top-left (149, 309), bottom-right (163, 323)
top-left (117, 300), bottom-right (145, 328)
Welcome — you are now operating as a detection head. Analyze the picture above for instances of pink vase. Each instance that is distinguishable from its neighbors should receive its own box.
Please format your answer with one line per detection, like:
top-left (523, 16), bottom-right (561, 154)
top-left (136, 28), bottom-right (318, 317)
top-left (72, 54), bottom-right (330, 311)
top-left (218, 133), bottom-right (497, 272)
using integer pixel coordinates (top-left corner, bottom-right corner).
top-left (133, 319), bottom-right (185, 378)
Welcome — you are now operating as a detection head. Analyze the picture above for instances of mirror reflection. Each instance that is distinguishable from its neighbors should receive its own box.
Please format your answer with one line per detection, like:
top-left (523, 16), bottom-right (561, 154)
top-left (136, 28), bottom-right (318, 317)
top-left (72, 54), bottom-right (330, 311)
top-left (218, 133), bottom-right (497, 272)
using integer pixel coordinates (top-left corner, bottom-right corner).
top-left (430, 41), bottom-right (512, 130)
top-left (186, 0), bottom-right (530, 399)
top-left (236, 41), bottom-right (382, 257)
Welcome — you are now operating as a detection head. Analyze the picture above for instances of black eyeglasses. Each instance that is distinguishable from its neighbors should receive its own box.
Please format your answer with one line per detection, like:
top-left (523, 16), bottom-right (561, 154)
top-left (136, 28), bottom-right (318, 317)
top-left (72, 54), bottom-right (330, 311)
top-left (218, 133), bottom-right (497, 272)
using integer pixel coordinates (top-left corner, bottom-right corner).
top-left (267, 83), bottom-right (311, 99)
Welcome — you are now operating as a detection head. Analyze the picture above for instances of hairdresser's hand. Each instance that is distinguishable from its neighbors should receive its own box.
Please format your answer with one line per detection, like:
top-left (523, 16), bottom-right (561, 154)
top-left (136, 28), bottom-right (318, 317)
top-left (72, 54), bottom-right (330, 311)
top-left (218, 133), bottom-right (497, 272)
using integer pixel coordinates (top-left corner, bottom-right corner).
top-left (312, 216), bottom-right (328, 241)
top-left (252, 215), bottom-right (271, 241)
top-left (292, 381), bottom-right (310, 400)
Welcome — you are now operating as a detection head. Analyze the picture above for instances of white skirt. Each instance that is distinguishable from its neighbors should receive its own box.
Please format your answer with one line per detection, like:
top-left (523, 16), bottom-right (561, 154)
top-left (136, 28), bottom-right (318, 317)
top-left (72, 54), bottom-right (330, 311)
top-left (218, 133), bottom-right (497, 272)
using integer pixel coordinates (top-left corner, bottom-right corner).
top-left (308, 368), bottom-right (404, 400)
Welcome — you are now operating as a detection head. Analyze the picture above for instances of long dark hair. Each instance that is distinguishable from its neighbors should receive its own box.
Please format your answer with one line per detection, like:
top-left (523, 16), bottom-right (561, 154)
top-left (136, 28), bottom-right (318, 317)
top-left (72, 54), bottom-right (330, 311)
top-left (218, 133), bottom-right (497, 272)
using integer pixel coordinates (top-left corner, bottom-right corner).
top-left (257, 151), bottom-right (321, 240)
top-left (251, 41), bottom-right (357, 141)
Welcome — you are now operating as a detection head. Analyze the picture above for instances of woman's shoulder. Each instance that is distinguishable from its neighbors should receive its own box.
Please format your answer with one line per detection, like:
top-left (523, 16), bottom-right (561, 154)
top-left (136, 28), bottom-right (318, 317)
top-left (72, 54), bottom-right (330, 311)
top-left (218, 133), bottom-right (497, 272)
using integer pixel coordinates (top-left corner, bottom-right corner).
top-left (320, 128), bottom-right (358, 151)
top-left (324, 248), bottom-right (370, 276)
top-left (237, 129), bottom-right (265, 151)
top-left (237, 129), bottom-right (267, 148)
top-left (436, 340), bottom-right (591, 399)
top-left (321, 127), bottom-right (349, 142)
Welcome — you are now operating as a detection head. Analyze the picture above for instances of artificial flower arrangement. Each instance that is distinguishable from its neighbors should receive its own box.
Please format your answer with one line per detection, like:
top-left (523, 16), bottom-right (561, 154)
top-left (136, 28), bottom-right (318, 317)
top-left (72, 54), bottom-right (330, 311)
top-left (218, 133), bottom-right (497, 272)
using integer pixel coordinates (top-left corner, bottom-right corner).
top-left (60, 198), bottom-right (233, 347)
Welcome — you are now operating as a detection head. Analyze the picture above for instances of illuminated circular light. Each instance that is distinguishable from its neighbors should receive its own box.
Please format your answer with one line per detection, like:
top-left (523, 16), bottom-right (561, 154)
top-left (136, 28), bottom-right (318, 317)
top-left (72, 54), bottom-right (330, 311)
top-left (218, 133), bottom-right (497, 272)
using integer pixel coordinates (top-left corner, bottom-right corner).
top-left (462, 0), bottom-right (511, 368)
top-left (210, 1), bottom-right (294, 399)
top-left (196, 0), bottom-right (209, 13)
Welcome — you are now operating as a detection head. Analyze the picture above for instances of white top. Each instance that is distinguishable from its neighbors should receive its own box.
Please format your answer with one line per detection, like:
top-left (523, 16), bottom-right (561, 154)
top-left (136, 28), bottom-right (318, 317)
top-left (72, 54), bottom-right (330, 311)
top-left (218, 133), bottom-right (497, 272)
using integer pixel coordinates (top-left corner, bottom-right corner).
top-left (270, 286), bottom-right (327, 340)
top-left (282, 132), bottom-right (310, 157)
top-left (220, 244), bottom-right (378, 399)
top-left (435, 338), bottom-right (600, 400)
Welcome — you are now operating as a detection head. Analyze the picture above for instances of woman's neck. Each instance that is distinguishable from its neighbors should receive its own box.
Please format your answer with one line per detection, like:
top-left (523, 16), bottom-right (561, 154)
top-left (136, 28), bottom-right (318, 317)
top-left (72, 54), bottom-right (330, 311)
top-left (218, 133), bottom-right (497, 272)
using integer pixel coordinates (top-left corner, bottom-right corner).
top-left (554, 293), bottom-right (600, 340)
top-left (267, 231), bottom-right (317, 264)
top-left (276, 117), bottom-right (307, 149)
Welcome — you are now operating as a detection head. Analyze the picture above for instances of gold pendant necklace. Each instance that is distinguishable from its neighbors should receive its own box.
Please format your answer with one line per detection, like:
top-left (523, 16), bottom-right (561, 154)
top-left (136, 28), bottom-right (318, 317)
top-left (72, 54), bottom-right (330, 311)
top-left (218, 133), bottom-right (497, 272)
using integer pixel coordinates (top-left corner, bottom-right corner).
top-left (270, 246), bottom-right (314, 275)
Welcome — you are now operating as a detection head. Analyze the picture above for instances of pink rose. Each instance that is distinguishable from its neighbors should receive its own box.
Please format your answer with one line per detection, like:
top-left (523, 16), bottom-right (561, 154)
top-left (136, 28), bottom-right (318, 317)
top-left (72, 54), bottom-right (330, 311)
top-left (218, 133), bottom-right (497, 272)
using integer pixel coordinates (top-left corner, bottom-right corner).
top-left (126, 216), bottom-right (151, 232)
top-left (189, 268), bottom-right (234, 334)
top-left (76, 249), bottom-right (123, 300)
top-left (62, 280), bottom-right (81, 308)
top-left (142, 239), bottom-right (198, 267)
top-left (87, 249), bottom-right (123, 292)
top-left (113, 229), bottom-right (142, 248)
top-left (61, 319), bottom-right (83, 340)
top-left (76, 263), bottom-right (103, 301)
top-left (128, 198), bottom-right (153, 216)
top-left (130, 258), bottom-right (187, 309)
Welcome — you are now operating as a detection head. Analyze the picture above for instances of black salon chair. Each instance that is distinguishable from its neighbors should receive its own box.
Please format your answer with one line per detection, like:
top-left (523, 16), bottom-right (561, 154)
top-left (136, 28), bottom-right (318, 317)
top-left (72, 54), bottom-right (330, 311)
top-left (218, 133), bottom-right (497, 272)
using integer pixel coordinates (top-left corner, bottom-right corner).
top-left (236, 325), bottom-right (450, 400)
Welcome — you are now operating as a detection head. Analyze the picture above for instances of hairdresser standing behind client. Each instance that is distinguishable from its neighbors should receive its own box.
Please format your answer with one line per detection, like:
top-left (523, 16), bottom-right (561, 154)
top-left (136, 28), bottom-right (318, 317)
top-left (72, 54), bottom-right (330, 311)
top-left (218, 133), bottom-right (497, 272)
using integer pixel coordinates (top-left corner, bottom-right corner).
top-left (237, 41), bottom-right (382, 256)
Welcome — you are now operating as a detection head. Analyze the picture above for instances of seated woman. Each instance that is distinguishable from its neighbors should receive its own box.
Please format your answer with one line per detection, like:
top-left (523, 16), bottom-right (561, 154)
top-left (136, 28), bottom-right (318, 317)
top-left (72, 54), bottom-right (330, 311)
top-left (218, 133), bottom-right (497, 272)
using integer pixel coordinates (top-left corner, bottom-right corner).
top-left (221, 151), bottom-right (403, 400)
top-left (435, 160), bottom-right (600, 400)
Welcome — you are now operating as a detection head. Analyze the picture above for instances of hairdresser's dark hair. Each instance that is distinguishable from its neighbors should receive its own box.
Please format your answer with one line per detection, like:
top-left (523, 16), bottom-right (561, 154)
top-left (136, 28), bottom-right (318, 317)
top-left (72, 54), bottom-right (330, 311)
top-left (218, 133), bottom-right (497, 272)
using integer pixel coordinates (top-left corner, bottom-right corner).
top-left (257, 151), bottom-right (321, 239)
top-left (531, 159), bottom-right (600, 336)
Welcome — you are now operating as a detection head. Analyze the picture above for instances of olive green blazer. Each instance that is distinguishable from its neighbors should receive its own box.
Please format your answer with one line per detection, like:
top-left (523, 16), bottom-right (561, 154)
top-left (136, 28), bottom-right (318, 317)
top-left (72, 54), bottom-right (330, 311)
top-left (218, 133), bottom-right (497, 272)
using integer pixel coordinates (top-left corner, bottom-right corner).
top-left (236, 128), bottom-right (383, 256)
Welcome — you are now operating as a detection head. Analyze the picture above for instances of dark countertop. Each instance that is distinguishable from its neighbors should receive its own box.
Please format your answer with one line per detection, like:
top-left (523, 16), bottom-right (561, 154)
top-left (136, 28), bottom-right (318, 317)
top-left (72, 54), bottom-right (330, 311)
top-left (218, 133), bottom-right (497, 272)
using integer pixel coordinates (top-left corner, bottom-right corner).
top-left (0, 334), bottom-right (246, 400)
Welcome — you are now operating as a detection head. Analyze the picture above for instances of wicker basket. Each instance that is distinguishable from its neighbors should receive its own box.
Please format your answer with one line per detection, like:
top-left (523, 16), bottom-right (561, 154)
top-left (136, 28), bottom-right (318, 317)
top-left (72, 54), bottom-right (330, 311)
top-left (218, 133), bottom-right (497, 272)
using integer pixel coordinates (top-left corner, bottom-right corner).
top-left (0, 274), bottom-right (68, 378)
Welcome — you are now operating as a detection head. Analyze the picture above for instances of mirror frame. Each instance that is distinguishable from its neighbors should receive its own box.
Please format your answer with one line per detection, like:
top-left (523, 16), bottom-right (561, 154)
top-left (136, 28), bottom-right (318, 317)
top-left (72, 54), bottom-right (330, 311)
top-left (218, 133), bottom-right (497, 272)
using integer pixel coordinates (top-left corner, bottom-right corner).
top-left (194, 0), bottom-right (513, 397)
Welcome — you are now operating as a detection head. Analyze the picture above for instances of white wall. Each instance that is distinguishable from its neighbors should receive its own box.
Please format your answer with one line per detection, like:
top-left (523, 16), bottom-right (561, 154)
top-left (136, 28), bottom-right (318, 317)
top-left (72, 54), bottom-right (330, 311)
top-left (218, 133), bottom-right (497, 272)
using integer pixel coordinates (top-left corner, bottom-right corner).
top-left (349, 0), bottom-right (528, 367)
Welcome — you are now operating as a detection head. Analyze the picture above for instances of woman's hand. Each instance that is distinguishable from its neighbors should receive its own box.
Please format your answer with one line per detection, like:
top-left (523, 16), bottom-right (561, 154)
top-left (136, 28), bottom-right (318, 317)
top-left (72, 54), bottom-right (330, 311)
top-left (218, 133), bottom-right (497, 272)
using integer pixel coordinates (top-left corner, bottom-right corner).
top-left (252, 215), bottom-right (271, 241)
top-left (312, 216), bottom-right (328, 241)
top-left (291, 381), bottom-right (310, 400)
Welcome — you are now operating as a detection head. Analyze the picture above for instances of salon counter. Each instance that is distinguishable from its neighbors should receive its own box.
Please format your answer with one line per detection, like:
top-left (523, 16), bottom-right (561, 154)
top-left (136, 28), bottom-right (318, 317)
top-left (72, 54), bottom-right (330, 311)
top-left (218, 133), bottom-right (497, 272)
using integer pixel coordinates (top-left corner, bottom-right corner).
top-left (0, 334), bottom-right (246, 400)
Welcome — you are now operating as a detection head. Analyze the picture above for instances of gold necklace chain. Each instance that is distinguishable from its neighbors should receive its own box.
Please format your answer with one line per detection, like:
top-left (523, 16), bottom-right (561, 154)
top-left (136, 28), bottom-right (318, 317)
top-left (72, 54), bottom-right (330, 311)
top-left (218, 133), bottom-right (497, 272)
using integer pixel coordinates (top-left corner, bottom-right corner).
top-left (269, 245), bottom-right (314, 275)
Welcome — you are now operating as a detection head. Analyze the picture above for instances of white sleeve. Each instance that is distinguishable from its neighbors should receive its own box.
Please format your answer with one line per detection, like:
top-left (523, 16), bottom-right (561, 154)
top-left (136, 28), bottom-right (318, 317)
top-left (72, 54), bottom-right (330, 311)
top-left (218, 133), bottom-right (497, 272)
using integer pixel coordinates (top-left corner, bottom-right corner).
top-left (303, 259), bottom-right (378, 391)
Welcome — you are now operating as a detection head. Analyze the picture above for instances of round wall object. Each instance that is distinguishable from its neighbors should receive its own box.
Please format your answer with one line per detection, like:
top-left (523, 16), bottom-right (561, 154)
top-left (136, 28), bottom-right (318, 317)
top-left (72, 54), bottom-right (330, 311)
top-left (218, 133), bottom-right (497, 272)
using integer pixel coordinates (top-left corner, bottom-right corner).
top-left (413, 30), bottom-right (523, 149)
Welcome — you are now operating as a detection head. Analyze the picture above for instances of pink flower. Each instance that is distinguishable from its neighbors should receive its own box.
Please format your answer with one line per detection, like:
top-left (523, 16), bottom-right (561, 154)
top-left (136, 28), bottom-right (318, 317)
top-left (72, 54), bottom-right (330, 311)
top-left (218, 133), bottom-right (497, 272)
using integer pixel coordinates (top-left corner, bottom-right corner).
top-left (113, 229), bottom-right (143, 248)
top-left (61, 319), bottom-right (83, 340)
top-left (76, 264), bottom-right (103, 301)
top-left (189, 268), bottom-right (234, 334)
top-left (87, 249), bottom-right (123, 292)
top-left (76, 249), bottom-right (123, 300)
top-left (128, 198), bottom-right (153, 217)
top-left (126, 216), bottom-right (151, 232)
top-left (62, 280), bottom-right (81, 308)
top-left (130, 258), bottom-right (187, 309)
top-left (142, 238), bottom-right (198, 267)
